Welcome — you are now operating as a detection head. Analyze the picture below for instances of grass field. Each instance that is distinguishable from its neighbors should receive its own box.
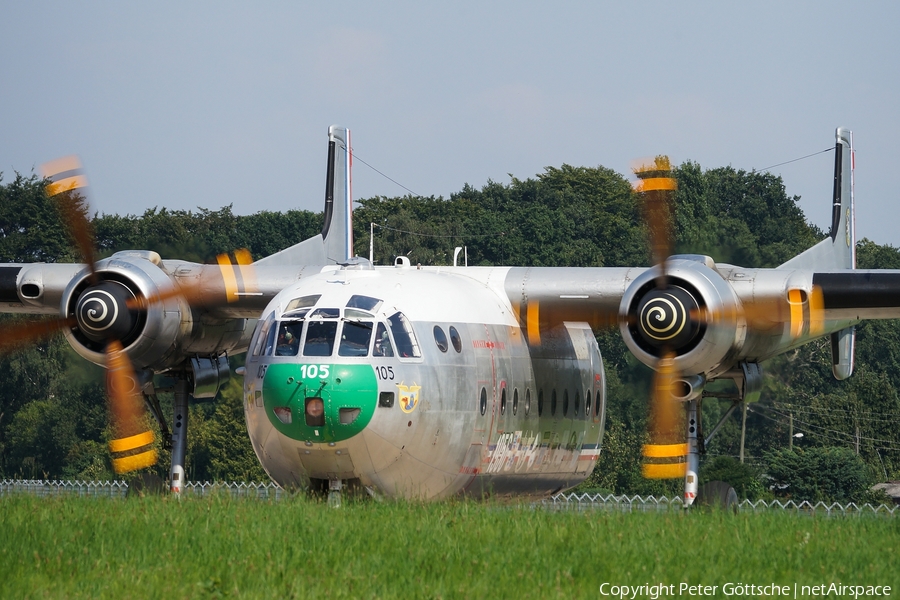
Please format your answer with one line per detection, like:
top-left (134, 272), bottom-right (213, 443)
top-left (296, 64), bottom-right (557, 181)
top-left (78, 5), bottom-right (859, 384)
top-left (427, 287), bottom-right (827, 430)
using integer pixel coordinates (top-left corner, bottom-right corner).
top-left (1, 494), bottom-right (897, 599)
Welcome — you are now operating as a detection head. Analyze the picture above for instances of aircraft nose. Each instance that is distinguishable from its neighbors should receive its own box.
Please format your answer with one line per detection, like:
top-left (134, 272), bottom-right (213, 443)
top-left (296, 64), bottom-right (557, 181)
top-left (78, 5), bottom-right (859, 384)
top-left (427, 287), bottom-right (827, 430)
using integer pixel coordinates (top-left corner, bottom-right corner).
top-left (262, 362), bottom-right (378, 443)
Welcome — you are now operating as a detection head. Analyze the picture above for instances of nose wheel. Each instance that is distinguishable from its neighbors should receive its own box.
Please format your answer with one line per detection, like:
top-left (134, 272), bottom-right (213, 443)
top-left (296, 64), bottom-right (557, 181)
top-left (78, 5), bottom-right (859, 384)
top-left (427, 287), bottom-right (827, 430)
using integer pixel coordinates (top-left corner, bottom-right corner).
top-left (328, 479), bottom-right (343, 508)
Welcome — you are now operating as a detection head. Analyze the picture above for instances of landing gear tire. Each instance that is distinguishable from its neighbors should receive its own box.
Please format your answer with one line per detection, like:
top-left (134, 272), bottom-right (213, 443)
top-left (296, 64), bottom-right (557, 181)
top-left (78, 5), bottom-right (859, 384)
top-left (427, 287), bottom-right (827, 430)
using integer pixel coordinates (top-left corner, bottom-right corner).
top-left (126, 473), bottom-right (166, 497)
top-left (695, 481), bottom-right (739, 513)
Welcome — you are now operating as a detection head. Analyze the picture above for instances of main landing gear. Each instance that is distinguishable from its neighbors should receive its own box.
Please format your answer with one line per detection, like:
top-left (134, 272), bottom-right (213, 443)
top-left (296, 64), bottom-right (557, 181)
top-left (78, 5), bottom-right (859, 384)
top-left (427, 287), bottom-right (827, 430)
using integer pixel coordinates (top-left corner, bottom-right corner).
top-left (681, 361), bottom-right (761, 511)
top-left (140, 356), bottom-right (231, 494)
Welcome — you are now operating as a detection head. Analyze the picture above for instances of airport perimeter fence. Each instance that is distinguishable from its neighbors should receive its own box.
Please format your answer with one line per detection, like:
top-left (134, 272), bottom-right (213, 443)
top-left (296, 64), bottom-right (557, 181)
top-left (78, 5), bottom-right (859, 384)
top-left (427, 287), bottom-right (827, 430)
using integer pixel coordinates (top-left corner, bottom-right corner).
top-left (1, 479), bottom-right (897, 517)
top-left (542, 491), bottom-right (900, 517)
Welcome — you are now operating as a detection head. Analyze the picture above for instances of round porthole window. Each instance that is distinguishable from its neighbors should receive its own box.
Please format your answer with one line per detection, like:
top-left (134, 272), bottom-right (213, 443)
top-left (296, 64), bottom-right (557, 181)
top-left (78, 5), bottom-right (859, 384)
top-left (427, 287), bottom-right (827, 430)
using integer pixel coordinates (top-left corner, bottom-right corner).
top-left (525, 389), bottom-right (531, 416)
top-left (513, 388), bottom-right (519, 415)
top-left (500, 388), bottom-right (507, 415)
top-left (550, 389), bottom-right (557, 416)
top-left (433, 326), bottom-right (448, 352)
top-left (538, 389), bottom-right (544, 416)
top-left (449, 326), bottom-right (462, 353)
top-left (479, 387), bottom-right (487, 416)
top-left (585, 390), bottom-right (592, 419)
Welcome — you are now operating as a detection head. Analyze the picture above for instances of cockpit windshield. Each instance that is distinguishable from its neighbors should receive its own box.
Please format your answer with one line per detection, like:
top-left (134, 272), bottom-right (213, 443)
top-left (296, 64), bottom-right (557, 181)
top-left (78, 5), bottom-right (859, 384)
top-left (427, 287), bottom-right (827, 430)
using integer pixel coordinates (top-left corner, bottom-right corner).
top-left (275, 321), bottom-right (303, 356)
top-left (373, 322), bottom-right (393, 357)
top-left (339, 320), bottom-right (373, 356)
top-left (255, 297), bottom-right (419, 361)
top-left (304, 320), bottom-right (338, 356)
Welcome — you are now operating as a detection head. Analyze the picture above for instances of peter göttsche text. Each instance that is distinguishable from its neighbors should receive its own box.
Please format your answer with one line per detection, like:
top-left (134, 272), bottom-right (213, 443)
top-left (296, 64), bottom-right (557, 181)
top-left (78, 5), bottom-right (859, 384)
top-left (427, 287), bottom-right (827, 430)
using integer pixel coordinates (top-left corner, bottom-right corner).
top-left (599, 582), bottom-right (892, 600)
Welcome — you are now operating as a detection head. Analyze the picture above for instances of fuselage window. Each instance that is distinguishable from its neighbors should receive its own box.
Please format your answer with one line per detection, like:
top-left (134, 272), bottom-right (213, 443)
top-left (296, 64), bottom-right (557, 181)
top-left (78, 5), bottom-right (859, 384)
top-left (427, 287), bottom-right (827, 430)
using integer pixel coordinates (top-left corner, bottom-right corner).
top-left (373, 323), bottom-right (394, 357)
top-left (551, 389), bottom-right (558, 417)
top-left (449, 326), bottom-right (462, 353)
top-left (525, 389), bottom-right (531, 416)
top-left (387, 312), bottom-right (421, 358)
top-left (512, 388), bottom-right (519, 415)
top-left (537, 389), bottom-right (544, 416)
top-left (347, 295), bottom-right (383, 313)
top-left (563, 389), bottom-right (569, 417)
top-left (275, 321), bottom-right (304, 356)
top-left (585, 390), bottom-right (591, 420)
top-left (479, 387), bottom-right (487, 416)
top-left (304, 320), bottom-right (338, 357)
top-left (574, 389), bottom-right (580, 417)
top-left (594, 390), bottom-right (602, 417)
top-left (285, 295), bottom-right (321, 312)
top-left (433, 326), bottom-right (449, 353)
top-left (311, 307), bottom-right (340, 319)
top-left (500, 387), bottom-right (507, 415)
top-left (339, 320), bottom-right (373, 357)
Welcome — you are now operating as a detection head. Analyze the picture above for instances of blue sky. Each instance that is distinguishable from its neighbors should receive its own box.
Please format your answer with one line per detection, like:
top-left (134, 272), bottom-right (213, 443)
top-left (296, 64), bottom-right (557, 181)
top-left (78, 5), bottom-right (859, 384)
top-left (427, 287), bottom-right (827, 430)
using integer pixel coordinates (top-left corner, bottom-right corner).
top-left (3, 2), bottom-right (899, 248)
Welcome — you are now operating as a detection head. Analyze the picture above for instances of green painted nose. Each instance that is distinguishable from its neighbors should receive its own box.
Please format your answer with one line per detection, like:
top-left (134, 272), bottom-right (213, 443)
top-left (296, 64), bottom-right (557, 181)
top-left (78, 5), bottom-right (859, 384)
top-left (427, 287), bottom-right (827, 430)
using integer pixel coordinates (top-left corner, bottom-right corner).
top-left (263, 363), bottom-right (378, 443)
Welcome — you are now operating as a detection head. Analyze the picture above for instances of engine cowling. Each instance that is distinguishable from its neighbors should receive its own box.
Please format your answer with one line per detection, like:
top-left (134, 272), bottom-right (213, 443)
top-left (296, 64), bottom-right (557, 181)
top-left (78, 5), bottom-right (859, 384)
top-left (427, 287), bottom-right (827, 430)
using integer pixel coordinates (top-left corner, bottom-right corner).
top-left (619, 256), bottom-right (746, 377)
top-left (61, 251), bottom-right (194, 373)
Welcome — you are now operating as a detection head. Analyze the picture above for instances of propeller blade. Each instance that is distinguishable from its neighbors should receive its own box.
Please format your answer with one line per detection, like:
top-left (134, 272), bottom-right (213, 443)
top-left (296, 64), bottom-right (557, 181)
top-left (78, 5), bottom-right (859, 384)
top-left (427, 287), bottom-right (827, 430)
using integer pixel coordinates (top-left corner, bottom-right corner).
top-left (41, 156), bottom-right (98, 283)
top-left (106, 340), bottom-right (158, 474)
top-left (633, 156), bottom-right (677, 287)
top-left (0, 317), bottom-right (75, 356)
top-left (642, 352), bottom-right (688, 479)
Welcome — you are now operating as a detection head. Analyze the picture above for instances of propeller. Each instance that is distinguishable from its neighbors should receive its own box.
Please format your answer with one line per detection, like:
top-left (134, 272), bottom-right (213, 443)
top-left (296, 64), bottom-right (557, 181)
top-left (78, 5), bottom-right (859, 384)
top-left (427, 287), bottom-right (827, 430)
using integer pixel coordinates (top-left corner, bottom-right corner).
top-left (630, 157), bottom-right (826, 479)
top-left (15, 157), bottom-right (258, 475)
top-left (39, 157), bottom-right (159, 474)
top-left (631, 158), bottom-right (690, 478)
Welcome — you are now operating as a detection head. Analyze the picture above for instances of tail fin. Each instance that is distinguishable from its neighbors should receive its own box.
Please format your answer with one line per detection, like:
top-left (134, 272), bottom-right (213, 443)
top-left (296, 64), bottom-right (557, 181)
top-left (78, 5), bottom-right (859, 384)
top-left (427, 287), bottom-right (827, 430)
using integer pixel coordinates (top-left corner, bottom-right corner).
top-left (255, 125), bottom-right (353, 266)
top-left (781, 127), bottom-right (856, 380)
top-left (780, 127), bottom-right (855, 270)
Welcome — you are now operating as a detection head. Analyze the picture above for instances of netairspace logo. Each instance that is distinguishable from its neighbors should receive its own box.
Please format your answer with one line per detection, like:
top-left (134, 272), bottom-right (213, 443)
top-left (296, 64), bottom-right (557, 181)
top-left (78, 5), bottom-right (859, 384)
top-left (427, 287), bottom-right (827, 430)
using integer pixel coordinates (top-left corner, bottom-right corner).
top-left (598, 582), bottom-right (893, 599)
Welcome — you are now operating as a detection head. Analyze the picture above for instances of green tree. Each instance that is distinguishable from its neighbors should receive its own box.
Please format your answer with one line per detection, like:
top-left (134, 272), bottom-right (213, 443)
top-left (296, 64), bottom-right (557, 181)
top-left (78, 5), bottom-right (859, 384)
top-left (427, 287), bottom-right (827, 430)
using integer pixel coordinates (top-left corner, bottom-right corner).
top-left (764, 446), bottom-right (875, 503)
top-left (0, 173), bottom-right (74, 262)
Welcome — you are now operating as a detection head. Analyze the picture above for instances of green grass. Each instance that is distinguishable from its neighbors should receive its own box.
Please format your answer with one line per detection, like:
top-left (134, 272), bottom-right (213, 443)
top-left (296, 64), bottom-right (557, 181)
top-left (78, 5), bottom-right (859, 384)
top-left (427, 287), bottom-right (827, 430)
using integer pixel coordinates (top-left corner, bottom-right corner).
top-left (1, 494), bottom-right (897, 599)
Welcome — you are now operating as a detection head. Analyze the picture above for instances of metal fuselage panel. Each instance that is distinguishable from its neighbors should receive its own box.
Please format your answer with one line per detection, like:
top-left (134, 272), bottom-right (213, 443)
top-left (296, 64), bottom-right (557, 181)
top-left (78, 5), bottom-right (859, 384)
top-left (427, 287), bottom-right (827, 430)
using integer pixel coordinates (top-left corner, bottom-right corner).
top-left (243, 265), bottom-right (607, 500)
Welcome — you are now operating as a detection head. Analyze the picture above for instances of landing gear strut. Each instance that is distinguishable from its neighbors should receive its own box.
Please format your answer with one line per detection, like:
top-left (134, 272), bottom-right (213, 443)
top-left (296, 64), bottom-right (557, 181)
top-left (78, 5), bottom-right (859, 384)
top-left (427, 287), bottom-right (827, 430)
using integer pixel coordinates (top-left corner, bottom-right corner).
top-left (169, 378), bottom-right (189, 494)
top-left (682, 361), bottom-right (762, 509)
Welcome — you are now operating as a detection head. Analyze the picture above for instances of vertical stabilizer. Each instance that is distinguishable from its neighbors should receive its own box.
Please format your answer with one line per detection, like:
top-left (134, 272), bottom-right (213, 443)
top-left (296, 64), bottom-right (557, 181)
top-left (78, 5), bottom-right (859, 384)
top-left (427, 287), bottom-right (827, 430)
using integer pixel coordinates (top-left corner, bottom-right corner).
top-left (780, 128), bottom-right (855, 379)
top-left (780, 127), bottom-right (855, 270)
top-left (254, 125), bottom-right (354, 267)
top-left (322, 126), bottom-right (354, 262)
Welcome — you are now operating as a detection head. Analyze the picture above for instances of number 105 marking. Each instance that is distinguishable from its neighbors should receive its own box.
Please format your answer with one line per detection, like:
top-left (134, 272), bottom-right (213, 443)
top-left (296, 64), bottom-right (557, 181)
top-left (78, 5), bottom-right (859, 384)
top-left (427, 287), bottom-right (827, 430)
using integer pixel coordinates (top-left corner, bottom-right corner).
top-left (375, 366), bottom-right (394, 381)
top-left (299, 364), bottom-right (330, 379)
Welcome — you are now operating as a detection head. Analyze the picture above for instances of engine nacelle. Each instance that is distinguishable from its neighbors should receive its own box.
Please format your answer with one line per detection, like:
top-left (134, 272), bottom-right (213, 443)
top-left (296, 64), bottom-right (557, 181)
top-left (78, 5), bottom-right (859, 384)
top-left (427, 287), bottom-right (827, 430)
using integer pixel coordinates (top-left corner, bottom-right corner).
top-left (619, 256), bottom-right (746, 377)
top-left (60, 251), bottom-right (253, 374)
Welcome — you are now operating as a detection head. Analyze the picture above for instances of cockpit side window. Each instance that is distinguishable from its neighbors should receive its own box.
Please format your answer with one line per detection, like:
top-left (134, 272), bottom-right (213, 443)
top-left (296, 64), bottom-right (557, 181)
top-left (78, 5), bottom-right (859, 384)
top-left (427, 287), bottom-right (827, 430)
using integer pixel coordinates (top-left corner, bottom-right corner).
top-left (387, 312), bottom-right (421, 358)
top-left (275, 321), bottom-right (304, 356)
top-left (262, 318), bottom-right (279, 356)
top-left (339, 321), bottom-right (373, 357)
top-left (252, 311), bottom-right (276, 357)
top-left (303, 321), bottom-right (338, 357)
top-left (373, 322), bottom-right (393, 357)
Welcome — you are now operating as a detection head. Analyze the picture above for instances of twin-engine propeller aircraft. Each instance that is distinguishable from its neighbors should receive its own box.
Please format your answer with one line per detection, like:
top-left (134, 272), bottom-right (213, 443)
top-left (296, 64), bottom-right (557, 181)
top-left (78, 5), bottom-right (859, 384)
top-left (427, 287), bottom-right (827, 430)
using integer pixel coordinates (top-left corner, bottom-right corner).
top-left (2, 125), bottom-right (898, 505)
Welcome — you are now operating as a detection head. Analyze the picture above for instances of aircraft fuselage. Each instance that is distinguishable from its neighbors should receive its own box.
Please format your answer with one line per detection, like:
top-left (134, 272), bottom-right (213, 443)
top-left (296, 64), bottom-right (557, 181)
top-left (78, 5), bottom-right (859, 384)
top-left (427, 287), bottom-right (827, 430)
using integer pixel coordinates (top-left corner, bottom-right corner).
top-left (243, 262), bottom-right (607, 500)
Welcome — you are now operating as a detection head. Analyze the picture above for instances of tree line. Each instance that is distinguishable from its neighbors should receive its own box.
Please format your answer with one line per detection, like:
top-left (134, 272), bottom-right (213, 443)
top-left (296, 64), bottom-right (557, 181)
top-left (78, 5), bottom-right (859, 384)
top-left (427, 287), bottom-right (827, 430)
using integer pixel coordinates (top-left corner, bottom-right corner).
top-left (1, 160), bottom-right (897, 502)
